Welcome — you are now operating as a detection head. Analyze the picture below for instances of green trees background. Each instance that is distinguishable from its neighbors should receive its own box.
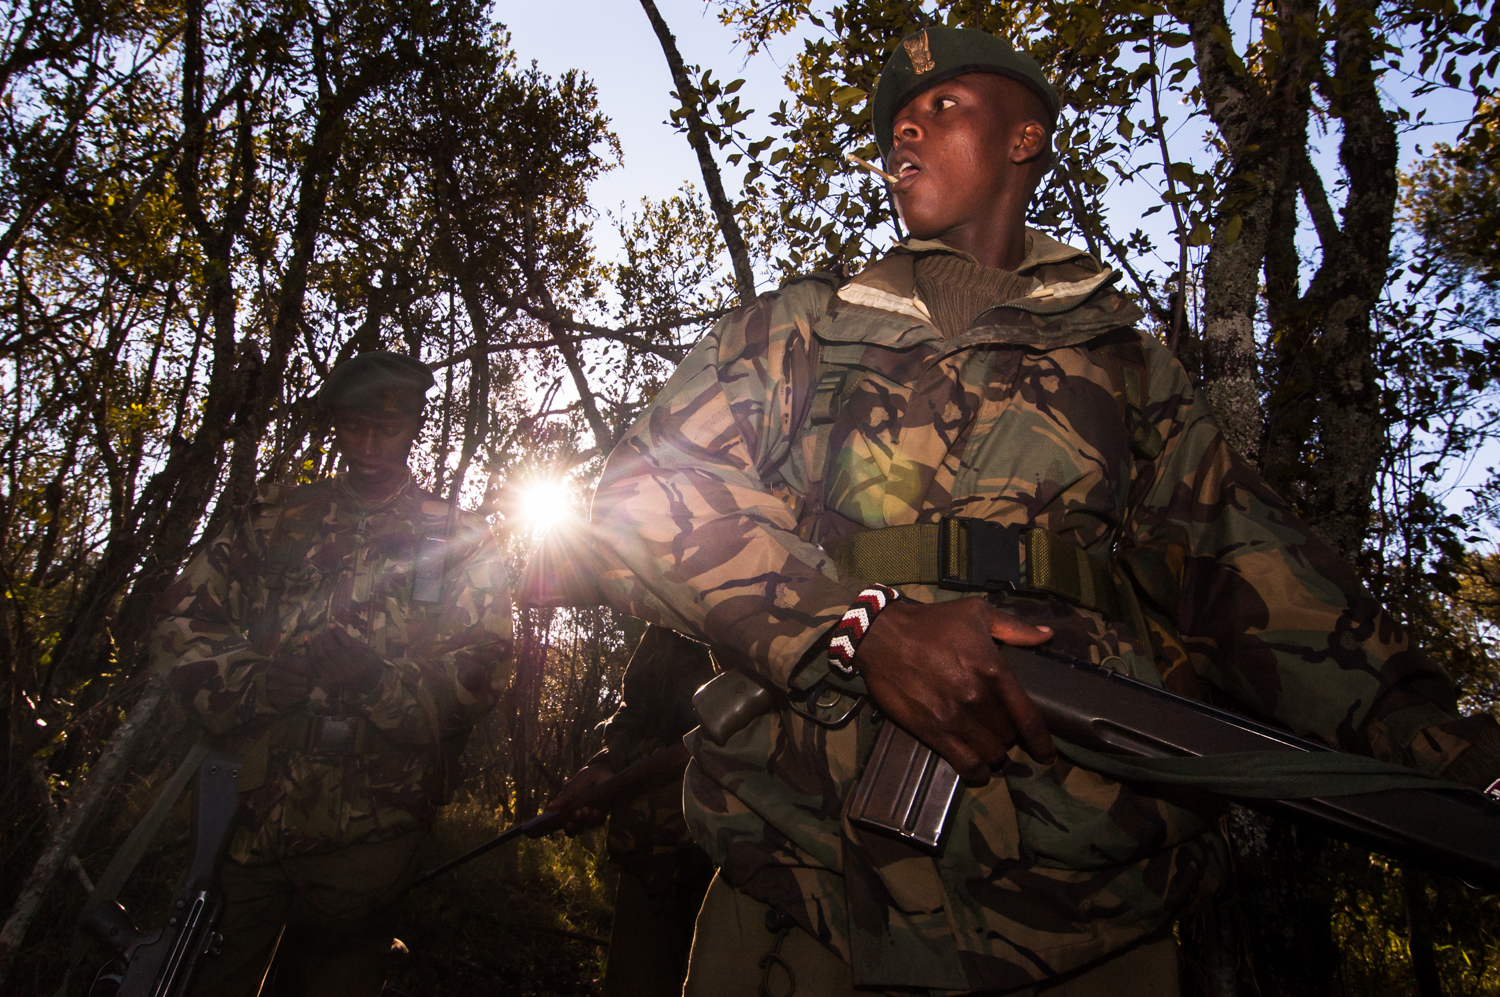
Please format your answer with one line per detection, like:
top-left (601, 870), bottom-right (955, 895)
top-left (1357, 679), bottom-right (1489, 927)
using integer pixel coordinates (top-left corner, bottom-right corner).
top-left (2, 0), bottom-right (1500, 992)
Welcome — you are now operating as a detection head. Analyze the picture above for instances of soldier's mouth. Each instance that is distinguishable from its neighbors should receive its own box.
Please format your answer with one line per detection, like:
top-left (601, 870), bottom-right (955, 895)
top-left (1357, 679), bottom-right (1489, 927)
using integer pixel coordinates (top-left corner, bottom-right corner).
top-left (892, 158), bottom-right (922, 188)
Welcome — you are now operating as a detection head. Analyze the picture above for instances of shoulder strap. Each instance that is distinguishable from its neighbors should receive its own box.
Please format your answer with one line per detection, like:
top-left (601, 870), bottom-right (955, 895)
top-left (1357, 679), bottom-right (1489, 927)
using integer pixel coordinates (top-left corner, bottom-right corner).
top-left (781, 276), bottom-right (855, 544)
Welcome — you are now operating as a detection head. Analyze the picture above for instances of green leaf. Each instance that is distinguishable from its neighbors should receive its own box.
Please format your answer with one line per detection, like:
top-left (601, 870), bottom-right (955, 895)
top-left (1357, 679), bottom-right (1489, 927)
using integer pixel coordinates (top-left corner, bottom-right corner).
top-left (1186, 222), bottom-right (1212, 246)
top-left (1222, 213), bottom-right (1243, 244)
top-left (832, 86), bottom-right (867, 107)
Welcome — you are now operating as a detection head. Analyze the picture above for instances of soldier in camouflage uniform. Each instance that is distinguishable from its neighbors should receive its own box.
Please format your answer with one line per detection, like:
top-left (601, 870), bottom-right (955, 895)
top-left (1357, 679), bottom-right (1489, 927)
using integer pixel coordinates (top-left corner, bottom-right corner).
top-left (579, 26), bottom-right (1500, 997)
top-left (547, 624), bottom-right (715, 997)
top-left (522, 526), bottom-right (716, 997)
top-left (152, 351), bottom-right (513, 996)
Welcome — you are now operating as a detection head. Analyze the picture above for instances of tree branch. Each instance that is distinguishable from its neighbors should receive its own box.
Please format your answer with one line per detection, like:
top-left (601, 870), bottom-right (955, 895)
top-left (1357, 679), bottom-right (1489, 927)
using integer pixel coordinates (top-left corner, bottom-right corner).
top-left (639, 0), bottom-right (757, 305)
top-left (1297, 147), bottom-right (1342, 253)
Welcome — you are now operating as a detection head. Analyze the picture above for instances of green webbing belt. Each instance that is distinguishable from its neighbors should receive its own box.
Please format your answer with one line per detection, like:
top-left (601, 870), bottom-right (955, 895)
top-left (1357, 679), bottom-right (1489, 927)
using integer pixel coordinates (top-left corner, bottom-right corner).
top-left (825, 522), bottom-right (942, 583)
top-left (825, 521), bottom-right (1120, 618)
top-left (1054, 739), bottom-right (1473, 798)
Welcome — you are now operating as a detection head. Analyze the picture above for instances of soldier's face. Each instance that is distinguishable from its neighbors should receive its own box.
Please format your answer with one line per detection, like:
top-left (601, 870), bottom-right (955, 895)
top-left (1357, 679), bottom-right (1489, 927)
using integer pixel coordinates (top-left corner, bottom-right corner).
top-left (333, 411), bottom-right (420, 486)
top-left (886, 74), bottom-right (1049, 243)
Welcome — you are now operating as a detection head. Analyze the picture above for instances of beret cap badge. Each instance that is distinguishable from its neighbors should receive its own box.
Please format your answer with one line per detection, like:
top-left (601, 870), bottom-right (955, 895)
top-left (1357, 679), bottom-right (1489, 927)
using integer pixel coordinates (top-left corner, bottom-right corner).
top-left (871, 25), bottom-right (1062, 158)
top-left (903, 30), bottom-right (935, 73)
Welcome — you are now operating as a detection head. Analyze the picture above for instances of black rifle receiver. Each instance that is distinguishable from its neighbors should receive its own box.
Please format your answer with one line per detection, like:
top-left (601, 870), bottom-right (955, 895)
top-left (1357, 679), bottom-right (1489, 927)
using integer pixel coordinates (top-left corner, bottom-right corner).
top-left (846, 647), bottom-right (1500, 888)
top-left (86, 750), bottom-right (242, 997)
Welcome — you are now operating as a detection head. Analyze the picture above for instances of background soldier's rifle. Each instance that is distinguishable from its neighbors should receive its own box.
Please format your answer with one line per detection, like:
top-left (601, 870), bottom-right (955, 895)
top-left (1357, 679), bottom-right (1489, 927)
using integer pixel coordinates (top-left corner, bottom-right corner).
top-left (83, 750), bottom-right (241, 997)
top-left (411, 740), bottom-right (691, 887)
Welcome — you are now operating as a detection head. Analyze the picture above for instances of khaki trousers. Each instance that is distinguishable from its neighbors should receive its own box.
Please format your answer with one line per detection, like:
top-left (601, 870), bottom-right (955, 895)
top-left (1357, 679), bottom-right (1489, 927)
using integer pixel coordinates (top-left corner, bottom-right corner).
top-left (683, 873), bottom-right (1180, 997)
top-left (187, 831), bottom-right (425, 997)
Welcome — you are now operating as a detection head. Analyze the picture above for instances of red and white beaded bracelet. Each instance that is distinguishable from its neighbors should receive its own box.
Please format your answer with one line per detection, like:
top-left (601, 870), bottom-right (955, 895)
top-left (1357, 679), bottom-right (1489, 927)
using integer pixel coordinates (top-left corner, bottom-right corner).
top-left (828, 584), bottom-right (901, 677)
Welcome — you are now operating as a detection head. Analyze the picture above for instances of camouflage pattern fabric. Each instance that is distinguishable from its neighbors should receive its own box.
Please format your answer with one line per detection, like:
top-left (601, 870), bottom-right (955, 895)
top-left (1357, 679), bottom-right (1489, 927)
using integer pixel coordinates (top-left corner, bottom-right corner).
top-left (593, 625), bottom-right (716, 890)
top-left (153, 474), bottom-right (513, 864)
top-left (585, 230), bottom-right (1499, 993)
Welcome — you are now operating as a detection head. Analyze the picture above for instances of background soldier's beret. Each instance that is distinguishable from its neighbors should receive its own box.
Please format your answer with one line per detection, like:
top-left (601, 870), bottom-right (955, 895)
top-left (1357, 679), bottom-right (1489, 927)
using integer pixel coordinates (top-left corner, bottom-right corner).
top-left (872, 25), bottom-right (1061, 158)
top-left (318, 351), bottom-right (435, 416)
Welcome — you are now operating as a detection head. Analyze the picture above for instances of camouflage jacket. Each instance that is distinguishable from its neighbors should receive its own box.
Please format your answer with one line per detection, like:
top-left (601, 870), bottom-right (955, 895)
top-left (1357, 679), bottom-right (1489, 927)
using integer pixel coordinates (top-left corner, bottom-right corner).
top-left (593, 625), bottom-right (715, 887)
top-left (153, 473), bottom-right (513, 863)
top-left (586, 231), bottom-right (1498, 993)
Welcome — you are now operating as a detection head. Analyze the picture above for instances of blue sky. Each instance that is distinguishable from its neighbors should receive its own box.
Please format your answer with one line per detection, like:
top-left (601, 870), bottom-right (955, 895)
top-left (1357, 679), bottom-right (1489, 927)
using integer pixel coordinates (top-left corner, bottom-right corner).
top-left (500, 1), bottom-right (798, 261)
top-left (500, 2), bottom-right (1483, 281)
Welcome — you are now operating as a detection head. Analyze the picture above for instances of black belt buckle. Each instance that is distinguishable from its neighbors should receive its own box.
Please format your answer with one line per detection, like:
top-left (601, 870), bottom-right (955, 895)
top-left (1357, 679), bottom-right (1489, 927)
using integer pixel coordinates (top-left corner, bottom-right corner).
top-left (938, 516), bottom-right (1022, 592)
top-left (306, 716), bottom-right (360, 754)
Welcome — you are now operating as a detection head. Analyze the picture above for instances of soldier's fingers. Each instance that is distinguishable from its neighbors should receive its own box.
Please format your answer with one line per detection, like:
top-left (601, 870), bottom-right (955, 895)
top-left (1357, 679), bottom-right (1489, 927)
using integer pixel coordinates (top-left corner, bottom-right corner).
top-left (929, 729), bottom-right (991, 785)
top-left (992, 662), bottom-right (1055, 763)
top-left (957, 713), bottom-right (1012, 770)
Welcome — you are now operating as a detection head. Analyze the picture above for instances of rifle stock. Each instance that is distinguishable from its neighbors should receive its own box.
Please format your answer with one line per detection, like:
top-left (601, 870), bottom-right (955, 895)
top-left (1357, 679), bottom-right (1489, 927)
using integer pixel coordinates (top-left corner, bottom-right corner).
top-left (86, 750), bottom-right (241, 997)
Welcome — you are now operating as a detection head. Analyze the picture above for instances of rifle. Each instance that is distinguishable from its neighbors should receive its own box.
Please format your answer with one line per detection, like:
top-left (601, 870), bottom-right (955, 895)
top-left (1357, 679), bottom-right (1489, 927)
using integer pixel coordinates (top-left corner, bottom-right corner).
top-left (84, 750), bottom-right (242, 997)
top-left (692, 648), bottom-right (1500, 889)
top-left (844, 646), bottom-right (1500, 887)
top-left (411, 740), bottom-right (691, 887)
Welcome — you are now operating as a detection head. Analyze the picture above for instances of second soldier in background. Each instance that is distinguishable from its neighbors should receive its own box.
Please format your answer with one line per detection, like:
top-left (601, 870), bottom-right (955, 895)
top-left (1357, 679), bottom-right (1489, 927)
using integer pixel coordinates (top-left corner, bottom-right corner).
top-left (153, 352), bottom-right (514, 996)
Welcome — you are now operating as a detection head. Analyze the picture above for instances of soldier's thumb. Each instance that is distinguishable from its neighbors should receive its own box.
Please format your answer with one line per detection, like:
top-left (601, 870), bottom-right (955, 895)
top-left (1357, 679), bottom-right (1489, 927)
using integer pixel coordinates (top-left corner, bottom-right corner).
top-left (985, 607), bottom-right (1052, 646)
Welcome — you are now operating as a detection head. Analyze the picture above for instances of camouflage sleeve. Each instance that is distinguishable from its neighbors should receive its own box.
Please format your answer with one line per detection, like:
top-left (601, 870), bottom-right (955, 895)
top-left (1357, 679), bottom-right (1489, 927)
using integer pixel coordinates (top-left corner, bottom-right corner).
top-left (597, 625), bottom-right (716, 769)
top-left (150, 500), bottom-right (276, 736)
top-left (1125, 338), bottom-right (1498, 782)
top-left (352, 514), bottom-right (514, 746)
top-left (590, 283), bottom-right (863, 690)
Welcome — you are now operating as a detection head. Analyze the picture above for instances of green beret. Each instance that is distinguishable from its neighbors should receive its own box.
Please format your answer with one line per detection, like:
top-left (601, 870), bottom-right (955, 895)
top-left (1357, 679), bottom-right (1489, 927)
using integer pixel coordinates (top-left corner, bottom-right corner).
top-left (318, 351), bottom-right (434, 416)
top-left (872, 25), bottom-right (1061, 158)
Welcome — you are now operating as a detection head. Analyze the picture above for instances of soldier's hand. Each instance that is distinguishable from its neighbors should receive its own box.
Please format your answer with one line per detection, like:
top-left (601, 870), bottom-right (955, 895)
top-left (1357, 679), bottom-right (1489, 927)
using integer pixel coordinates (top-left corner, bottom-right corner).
top-left (306, 627), bottom-right (385, 693)
top-left (544, 763), bottom-right (615, 837)
top-left (264, 652), bottom-right (313, 712)
top-left (856, 598), bottom-right (1055, 786)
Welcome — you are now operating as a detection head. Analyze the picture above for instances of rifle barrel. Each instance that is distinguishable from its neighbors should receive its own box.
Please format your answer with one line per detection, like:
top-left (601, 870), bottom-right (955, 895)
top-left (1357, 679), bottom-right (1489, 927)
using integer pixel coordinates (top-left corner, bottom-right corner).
top-left (1012, 647), bottom-right (1500, 889)
top-left (412, 741), bottom-right (692, 887)
top-left (411, 818), bottom-right (543, 887)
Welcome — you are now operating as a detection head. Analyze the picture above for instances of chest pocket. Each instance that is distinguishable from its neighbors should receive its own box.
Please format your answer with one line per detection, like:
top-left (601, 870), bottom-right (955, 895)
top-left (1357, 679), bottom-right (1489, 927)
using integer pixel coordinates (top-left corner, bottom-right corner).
top-left (249, 511), bottom-right (320, 655)
top-left (792, 356), bottom-right (866, 542)
top-left (1093, 339), bottom-right (1164, 462)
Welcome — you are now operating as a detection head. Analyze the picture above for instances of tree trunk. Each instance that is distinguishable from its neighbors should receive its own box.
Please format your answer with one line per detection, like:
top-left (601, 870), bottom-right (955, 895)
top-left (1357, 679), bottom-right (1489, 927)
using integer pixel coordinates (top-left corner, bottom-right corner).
top-left (1404, 865), bottom-right (1444, 997)
top-left (0, 678), bottom-right (168, 988)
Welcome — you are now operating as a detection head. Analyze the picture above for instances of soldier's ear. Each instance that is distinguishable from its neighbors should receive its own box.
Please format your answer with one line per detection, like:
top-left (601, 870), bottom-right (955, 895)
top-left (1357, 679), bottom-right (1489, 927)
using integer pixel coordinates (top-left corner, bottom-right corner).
top-left (1010, 120), bottom-right (1049, 166)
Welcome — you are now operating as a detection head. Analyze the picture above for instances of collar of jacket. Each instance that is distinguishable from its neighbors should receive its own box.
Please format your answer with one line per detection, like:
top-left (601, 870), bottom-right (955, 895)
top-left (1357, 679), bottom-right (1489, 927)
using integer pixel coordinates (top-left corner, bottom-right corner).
top-left (820, 228), bottom-right (1145, 351)
top-left (333, 469), bottom-right (417, 514)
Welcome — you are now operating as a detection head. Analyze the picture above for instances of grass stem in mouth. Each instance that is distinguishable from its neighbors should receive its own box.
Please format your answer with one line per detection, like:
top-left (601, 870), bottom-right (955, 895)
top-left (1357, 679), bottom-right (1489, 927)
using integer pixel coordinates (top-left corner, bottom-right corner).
top-left (845, 152), bottom-right (900, 184)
